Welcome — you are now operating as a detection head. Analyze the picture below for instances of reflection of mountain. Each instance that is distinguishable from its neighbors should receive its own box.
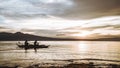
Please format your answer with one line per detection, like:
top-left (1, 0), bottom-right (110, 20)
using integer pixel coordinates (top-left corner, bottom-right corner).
top-left (0, 32), bottom-right (120, 41)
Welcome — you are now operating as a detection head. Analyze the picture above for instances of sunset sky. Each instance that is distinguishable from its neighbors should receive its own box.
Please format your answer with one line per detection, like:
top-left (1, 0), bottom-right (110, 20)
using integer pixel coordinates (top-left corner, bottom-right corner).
top-left (0, 0), bottom-right (120, 39)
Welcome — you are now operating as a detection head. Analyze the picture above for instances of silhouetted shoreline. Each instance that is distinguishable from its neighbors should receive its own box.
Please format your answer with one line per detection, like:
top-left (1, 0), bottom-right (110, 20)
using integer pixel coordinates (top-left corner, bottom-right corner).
top-left (0, 61), bottom-right (120, 68)
top-left (0, 32), bottom-right (120, 41)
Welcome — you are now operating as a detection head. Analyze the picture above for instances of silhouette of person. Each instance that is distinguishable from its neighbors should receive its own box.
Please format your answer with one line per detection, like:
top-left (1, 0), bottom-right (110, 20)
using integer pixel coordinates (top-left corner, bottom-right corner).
top-left (24, 40), bottom-right (29, 53)
top-left (34, 40), bottom-right (38, 52)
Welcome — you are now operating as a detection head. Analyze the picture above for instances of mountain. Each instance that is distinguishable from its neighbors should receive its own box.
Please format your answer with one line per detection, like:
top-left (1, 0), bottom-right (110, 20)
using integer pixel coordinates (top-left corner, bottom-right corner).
top-left (0, 32), bottom-right (58, 41)
top-left (0, 32), bottom-right (120, 41)
top-left (0, 32), bottom-right (80, 41)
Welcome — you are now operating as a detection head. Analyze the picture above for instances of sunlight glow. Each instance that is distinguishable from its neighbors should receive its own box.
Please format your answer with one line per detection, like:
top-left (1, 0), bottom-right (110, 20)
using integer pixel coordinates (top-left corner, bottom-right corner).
top-left (71, 31), bottom-right (91, 37)
top-left (77, 42), bottom-right (88, 52)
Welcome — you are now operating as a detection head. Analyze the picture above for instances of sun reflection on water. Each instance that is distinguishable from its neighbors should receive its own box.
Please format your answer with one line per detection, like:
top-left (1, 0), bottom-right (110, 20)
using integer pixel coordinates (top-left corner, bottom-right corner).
top-left (76, 42), bottom-right (88, 52)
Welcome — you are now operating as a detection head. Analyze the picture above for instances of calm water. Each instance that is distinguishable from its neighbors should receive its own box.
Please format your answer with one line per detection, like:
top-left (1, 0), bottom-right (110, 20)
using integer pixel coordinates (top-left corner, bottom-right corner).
top-left (0, 41), bottom-right (120, 66)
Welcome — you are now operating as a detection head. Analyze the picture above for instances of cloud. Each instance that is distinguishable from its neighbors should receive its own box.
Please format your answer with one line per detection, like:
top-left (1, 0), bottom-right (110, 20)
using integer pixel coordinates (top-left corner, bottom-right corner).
top-left (59, 0), bottom-right (120, 19)
top-left (0, 0), bottom-right (74, 19)
top-left (1, 0), bottom-right (119, 20)
top-left (20, 28), bottom-right (61, 37)
top-left (60, 16), bottom-right (120, 36)
top-left (0, 26), bottom-right (15, 32)
top-left (0, 0), bottom-right (120, 39)
top-left (0, 26), bottom-right (6, 29)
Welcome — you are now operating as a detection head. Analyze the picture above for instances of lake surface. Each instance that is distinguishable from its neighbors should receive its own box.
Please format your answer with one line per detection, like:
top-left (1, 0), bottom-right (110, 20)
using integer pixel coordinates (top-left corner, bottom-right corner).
top-left (0, 41), bottom-right (120, 66)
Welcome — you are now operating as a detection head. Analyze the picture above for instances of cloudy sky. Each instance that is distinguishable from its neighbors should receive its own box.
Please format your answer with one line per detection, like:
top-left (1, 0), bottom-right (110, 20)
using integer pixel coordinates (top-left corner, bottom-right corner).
top-left (0, 0), bottom-right (120, 39)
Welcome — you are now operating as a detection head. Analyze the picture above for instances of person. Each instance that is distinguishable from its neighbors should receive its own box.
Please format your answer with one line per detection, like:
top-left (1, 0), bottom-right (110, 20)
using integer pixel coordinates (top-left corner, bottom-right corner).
top-left (34, 40), bottom-right (38, 52)
top-left (24, 40), bottom-right (29, 52)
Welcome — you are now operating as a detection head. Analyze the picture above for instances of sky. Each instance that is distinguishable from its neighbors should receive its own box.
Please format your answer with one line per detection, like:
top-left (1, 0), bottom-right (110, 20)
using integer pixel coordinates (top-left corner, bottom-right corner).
top-left (0, 0), bottom-right (120, 39)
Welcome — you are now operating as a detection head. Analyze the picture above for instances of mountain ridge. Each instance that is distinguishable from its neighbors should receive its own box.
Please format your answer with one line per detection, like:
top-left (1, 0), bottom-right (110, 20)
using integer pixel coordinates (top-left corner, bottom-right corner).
top-left (0, 32), bottom-right (120, 41)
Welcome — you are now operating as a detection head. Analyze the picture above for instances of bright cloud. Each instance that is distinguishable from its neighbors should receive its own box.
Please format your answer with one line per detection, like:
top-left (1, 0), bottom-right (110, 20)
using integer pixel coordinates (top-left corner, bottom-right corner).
top-left (0, 15), bottom-right (120, 38)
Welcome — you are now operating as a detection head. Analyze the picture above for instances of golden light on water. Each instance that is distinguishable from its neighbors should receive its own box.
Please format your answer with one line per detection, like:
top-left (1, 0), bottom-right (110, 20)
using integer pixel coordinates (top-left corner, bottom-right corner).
top-left (76, 42), bottom-right (88, 52)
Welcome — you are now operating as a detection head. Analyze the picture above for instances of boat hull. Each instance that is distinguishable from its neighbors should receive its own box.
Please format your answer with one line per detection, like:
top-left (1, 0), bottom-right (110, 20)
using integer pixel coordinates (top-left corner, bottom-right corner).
top-left (17, 44), bottom-right (49, 49)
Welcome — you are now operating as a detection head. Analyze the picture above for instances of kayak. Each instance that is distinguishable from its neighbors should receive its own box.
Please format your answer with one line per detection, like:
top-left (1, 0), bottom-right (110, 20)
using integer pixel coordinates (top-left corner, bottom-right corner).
top-left (17, 44), bottom-right (50, 49)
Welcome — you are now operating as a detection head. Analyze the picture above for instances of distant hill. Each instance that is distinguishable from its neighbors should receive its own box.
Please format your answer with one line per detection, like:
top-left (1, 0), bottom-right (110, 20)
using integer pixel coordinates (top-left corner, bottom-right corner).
top-left (0, 32), bottom-right (120, 41)
top-left (0, 32), bottom-right (58, 41)
top-left (0, 32), bottom-right (79, 41)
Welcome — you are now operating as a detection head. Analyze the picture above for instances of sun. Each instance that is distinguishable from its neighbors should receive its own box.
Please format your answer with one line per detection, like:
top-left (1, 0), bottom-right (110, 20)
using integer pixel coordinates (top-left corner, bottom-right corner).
top-left (71, 31), bottom-right (90, 37)
top-left (71, 33), bottom-right (88, 37)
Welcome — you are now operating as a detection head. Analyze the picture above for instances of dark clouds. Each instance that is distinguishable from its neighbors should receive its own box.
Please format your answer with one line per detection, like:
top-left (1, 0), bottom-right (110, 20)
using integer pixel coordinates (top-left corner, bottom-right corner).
top-left (0, 26), bottom-right (15, 32)
top-left (0, 26), bottom-right (6, 29)
top-left (60, 0), bottom-right (120, 19)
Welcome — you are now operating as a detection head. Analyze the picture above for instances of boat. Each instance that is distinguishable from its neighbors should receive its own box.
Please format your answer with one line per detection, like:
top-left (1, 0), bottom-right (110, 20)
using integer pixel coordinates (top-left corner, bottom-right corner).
top-left (17, 44), bottom-right (50, 49)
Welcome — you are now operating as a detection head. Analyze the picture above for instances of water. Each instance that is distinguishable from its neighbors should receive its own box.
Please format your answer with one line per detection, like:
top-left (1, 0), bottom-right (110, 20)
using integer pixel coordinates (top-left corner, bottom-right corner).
top-left (0, 41), bottom-right (120, 66)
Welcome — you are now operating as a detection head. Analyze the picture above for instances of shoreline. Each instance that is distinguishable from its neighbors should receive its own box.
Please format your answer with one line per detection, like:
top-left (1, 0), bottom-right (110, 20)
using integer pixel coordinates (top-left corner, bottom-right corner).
top-left (0, 62), bottom-right (120, 68)
top-left (0, 59), bottom-right (120, 68)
